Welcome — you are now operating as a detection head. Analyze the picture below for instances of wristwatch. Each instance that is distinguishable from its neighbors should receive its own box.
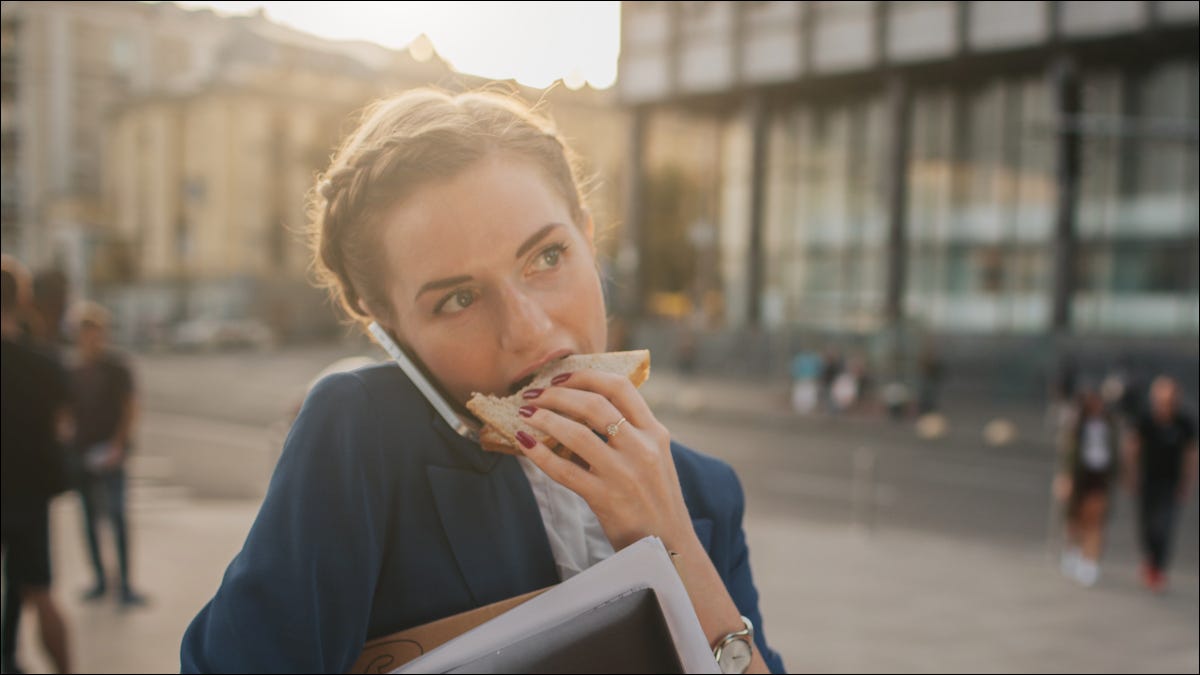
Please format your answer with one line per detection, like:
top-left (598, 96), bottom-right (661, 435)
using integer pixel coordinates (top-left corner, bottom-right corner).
top-left (713, 615), bottom-right (754, 674)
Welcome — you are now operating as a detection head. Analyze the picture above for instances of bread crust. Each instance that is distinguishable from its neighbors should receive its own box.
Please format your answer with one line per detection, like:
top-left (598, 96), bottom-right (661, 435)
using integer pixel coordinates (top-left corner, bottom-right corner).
top-left (466, 350), bottom-right (650, 456)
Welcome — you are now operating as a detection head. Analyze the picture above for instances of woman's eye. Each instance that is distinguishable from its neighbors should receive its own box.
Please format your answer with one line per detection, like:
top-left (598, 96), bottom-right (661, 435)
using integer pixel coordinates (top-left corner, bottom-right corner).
top-left (532, 243), bottom-right (567, 272)
top-left (436, 289), bottom-right (476, 315)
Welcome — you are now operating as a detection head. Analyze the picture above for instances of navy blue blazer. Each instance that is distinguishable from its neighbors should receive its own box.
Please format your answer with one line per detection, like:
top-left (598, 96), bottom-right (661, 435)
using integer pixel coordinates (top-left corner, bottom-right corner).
top-left (181, 365), bottom-right (785, 673)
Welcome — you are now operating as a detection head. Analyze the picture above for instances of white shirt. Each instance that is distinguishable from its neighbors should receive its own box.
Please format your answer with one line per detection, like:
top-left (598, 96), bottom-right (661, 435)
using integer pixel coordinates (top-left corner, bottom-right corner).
top-left (516, 456), bottom-right (615, 581)
top-left (1081, 418), bottom-right (1112, 471)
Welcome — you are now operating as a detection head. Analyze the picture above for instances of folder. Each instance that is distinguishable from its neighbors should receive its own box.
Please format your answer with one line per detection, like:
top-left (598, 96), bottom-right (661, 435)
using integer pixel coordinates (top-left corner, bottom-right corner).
top-left (350, 537), bottom-right (719, 674)
top-left (445, 587), bottom-right (682, 673)
top-left (350, 588), bottom-right (550, 673)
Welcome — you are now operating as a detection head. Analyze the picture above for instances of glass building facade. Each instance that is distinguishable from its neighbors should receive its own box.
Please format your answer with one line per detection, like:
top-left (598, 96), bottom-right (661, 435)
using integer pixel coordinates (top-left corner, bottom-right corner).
top-left (1073, 61), bottom-right (1199, 335)
top-left (904, 74), bottom-right (1056, 334)
top-left (762, 95), bottom-right (890, 332)
top-left (621, 1), bottom-right (1199, 341)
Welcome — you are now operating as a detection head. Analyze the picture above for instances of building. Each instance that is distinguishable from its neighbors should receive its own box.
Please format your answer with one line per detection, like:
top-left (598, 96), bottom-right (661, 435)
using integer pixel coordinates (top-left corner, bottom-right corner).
top-left (1, 1), bottom-right (459, 341)
top-left (1, 1), bottom-right (234, 300)
top-left (617, 1), bottom-right (1198, 386)
top-left (3, 2), bottom-right (629, 345)
top-left (100, 15), bottom-right (628, 345)
top-left (102, 12), bottom-right (459, 343)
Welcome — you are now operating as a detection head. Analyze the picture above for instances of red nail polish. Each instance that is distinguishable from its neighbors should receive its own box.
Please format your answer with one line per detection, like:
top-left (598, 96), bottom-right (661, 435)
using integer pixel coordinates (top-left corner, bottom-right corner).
top-left (519, 405), bottom-right (537, 418)
top-left (551, 373), bottom-right (572, 385)
top-left (522, 388), bottom-right (544, 399)
top-left (515, 431), bottom-right (536, 449)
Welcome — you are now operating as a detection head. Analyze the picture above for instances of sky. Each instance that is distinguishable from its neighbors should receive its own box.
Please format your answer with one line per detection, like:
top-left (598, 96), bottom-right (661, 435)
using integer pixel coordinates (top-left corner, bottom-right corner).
top-left (167, 1), bottom-right (622, 90)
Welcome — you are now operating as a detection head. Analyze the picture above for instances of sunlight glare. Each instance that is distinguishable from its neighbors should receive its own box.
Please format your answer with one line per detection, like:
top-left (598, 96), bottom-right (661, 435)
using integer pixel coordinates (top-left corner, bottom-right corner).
top-left (167, 1), bottom-right (621, 90)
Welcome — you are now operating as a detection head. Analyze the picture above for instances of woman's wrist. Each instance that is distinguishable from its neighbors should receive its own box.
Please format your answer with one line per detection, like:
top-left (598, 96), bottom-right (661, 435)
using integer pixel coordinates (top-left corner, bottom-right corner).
top-left (663, 531), bottom-right (741, 631)
top-left (659, 517), bottom-right (704, 559)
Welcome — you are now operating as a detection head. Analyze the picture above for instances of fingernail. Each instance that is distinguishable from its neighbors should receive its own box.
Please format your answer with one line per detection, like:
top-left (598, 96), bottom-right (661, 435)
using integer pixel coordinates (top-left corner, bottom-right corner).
top-left (519, 405), bottom-right (537, 418)
top-left (522, 388), bottom-right (544, 400)
top-left (551, 373), bottom-right (572, 385)
top-left (515, 431), bottom-right (537, 449)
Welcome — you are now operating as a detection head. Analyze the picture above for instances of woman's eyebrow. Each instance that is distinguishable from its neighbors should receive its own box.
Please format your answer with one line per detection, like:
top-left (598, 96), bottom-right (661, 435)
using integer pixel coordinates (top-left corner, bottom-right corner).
top-left (415, 275), bottom-right (473, 301)
top-left (415, 223), bottom-right (565, 301)
top-left (513, 223), bottom-right (564, 260)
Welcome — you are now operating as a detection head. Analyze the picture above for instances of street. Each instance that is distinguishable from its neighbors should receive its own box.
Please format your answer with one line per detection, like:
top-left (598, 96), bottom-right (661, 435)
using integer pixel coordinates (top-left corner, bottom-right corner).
top-left (130, 341), bottom-right (1200, 570)
top-left (661, 408), bottom-right (1199, 574)
top-left (10, 345), bottom-right (1199, 673)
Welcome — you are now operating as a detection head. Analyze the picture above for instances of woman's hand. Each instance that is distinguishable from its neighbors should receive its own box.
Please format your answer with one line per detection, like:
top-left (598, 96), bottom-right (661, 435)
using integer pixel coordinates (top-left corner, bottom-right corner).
top-left (514, 369), bottom-right (695, 552)
top-left (517, 370), bottom-right (772, 673)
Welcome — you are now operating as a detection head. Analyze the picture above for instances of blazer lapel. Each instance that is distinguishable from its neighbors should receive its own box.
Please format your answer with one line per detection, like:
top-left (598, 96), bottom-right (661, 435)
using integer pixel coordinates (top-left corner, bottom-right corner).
top-left (426, 445), bottom-right (557, 607)
top-left (427, 414), bottom-right (715, 605)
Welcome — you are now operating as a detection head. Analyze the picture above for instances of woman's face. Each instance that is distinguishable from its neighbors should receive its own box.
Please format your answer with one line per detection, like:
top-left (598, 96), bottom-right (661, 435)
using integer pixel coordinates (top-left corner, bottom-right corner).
top-left (377, 153), bottom-right (608, 406)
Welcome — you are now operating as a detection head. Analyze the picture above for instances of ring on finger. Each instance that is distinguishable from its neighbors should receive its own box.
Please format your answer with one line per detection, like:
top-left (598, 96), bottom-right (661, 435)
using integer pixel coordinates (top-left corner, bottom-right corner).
top-left (605, 416), bottom-right (627, 438)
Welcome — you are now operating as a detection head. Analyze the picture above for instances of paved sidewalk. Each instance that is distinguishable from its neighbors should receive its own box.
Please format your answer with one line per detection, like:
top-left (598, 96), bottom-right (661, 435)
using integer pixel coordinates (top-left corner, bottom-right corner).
top-left (747, 516), bottom-right (1199, 674)
top-left (6, 350), bottom-right (1193, 673)
top-left (9, 482), bottom-right (1198, 673)
top-left (10, 491), bottom-right (253, 674)
top-left (640, 369), bottom-right (1054, 454)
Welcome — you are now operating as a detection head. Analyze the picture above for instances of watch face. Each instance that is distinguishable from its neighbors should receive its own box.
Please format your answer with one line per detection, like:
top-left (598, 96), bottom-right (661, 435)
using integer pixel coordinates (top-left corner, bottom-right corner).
top-left (719, 638), bottom-right (752, 674)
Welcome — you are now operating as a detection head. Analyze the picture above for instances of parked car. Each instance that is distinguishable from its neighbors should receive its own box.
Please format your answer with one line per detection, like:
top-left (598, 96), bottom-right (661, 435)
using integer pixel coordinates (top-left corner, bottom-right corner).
top-left (172, 317), bottom-right (277, 352)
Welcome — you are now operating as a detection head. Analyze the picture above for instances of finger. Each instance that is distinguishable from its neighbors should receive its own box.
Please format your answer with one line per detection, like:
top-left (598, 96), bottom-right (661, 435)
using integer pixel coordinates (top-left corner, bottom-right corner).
top-left (549, 368), bottom-right (656, 430)
top-left (522, 406), bottom-right (627, 477)
top-left (527, 386), bottom-right (627, 443)
top-left (516, 430), bottom-right (602, 499)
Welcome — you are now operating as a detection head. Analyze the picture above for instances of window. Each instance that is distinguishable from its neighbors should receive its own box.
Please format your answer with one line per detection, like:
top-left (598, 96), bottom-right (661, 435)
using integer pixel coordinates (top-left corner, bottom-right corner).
top-left (1074, 61), bottom-right (1199, 335)
top-left (905, 75), bottom-right (1054, 333)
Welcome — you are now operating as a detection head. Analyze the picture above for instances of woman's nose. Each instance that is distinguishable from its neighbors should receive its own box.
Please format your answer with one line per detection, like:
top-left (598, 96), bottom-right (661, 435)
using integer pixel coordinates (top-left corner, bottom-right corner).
top-left (495, 285), bottom-right (553, 354)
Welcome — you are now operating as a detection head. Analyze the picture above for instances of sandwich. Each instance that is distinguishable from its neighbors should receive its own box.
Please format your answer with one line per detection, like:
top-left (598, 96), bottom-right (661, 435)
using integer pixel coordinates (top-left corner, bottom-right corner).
top-left (467, 350), bottom-right (651, 456)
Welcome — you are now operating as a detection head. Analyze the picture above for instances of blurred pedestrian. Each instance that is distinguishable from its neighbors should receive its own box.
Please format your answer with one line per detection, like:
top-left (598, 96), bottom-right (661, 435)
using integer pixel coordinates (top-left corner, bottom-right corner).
top-left (790, 350), bottom-right (822, 414)
top-left (1106, 353), bottom-right (1145, 425)
top-left (916, 341), bottom-right (944, 416)
top-left (31, 269), bottom-right (70, 349)
top-left (830, 354), bottom-right (871, 415)
top-left (1124, 376), bottom-right (1198, 592)
top-left (1047, 354), bottom-right (1078, 432)
top-left (830, 369), bottom-right (857, 414)
top-left (1, 256), bottom-right (73, 674)
top-left (11, 268), bottom-right (73, 660)
top-left (820, 348), bottom-right (843, 413)
top-left (848, 355), bottom-right (873, 414)
top-left (69, 302), bottom-right (147, 607)
top-left (1053, 388), bottom-right (1120, 587)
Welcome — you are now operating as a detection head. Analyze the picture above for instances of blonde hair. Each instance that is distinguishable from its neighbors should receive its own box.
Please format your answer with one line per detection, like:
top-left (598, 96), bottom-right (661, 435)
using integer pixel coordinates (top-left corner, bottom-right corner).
top-left (308, 87), bottom-right (590, 329)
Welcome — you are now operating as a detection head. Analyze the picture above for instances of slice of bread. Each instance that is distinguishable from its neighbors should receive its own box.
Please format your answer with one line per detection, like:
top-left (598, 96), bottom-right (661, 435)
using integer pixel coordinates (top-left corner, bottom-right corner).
top-left (466, 350), bottom-right (650, 455)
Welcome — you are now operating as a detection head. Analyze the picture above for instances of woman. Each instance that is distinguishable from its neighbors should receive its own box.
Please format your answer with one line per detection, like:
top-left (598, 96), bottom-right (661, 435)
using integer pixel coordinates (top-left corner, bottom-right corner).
top-left (180, 88), bottom-right (784, 673)
top-left (1054, 388), bottom-right (1121, 587)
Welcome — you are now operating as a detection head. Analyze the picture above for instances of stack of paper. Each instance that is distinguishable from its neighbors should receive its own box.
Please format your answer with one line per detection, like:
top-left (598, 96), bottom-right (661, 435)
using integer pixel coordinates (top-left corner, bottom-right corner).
top-left (393, 536), bottom-right (719, 674)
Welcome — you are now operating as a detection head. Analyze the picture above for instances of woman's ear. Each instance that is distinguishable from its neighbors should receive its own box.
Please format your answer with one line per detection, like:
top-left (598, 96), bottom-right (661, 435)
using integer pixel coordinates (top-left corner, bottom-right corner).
top-left (358, 299), bottom-right (394, 335)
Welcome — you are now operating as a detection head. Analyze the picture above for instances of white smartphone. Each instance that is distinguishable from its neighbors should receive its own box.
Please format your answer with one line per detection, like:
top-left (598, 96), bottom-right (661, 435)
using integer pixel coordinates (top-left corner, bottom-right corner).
top-left (367, 321), bottom-right (479, 442)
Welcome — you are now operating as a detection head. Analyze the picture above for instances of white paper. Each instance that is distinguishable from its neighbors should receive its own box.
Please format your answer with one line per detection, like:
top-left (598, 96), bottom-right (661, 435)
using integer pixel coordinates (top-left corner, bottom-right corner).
top-left (395, 536), bottom-right (720, 674)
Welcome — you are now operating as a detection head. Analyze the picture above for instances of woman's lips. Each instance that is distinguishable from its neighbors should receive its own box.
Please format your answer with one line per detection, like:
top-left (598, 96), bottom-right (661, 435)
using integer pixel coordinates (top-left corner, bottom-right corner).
top-left (507, 350), bottom-right (573, 394)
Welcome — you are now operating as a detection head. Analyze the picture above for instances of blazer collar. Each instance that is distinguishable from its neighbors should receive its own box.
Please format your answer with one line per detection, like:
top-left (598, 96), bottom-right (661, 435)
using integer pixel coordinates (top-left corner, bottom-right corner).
top-left (431, 409), bottom-right (503, 474)
top-left (426, 416), bottom-right (557, 606)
